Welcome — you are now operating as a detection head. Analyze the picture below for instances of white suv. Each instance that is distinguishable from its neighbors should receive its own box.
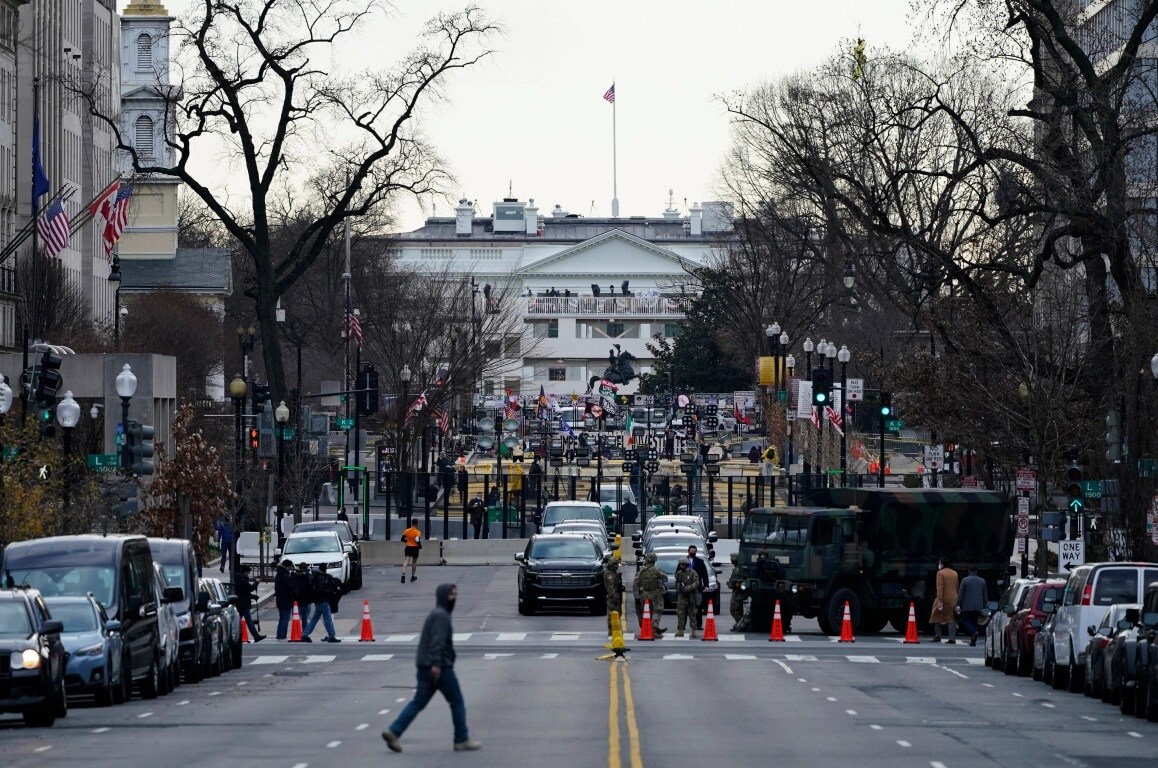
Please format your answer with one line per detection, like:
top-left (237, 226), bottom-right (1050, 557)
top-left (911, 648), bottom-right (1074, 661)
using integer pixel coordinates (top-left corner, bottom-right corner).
top-left (1050, 562), bottom-right (1158, 691)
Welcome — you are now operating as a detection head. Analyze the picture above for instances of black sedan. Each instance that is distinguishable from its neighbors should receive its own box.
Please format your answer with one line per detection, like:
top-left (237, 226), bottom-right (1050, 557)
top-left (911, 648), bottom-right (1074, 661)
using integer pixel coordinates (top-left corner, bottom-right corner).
top-left (515, 534), bottom-right (608, 616)
top-left (0, 588), bottom-right (67, 727)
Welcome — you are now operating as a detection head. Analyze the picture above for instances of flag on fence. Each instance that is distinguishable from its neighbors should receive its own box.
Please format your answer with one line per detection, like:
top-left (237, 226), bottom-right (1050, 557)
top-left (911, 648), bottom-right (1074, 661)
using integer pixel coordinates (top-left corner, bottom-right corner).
top-left (345, 295), bottom-right (363, 349)
top-left (826, 404), bottom-right (844, 436)
top-left (37, 199), bottom-right (71, 259)
top-left (624, 411), bottom-right (634, 446)
top-left (733, 404), bottom-right (751, 425)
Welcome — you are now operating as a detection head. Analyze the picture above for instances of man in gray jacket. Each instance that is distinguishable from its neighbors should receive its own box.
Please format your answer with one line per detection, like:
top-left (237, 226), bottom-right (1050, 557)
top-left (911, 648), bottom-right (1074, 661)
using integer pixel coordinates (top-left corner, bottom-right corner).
top-left (956, 568), bottom-right (988, 646)
top-left (382, 584), bottom-right (480, 753)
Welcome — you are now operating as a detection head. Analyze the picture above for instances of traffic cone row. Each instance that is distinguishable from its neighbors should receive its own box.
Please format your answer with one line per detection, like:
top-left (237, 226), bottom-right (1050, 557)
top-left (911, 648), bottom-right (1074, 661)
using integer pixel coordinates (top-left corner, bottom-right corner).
top-left (769, 599), bottom-right (785, 641)
top-left (289, 601), bottom-right (302, 642)
top-left (838, 600), bottom-right (855, 643)
top-left (903, 601), bottom-right (920, 644)
top-left (701, 600), bottom-right (718, 641)
top-left (241, 617), bottom-right (251, 643)
top-left (636, 598), bottom-right (655, 641)
top-left (359, 599), bottom-right (376, 642)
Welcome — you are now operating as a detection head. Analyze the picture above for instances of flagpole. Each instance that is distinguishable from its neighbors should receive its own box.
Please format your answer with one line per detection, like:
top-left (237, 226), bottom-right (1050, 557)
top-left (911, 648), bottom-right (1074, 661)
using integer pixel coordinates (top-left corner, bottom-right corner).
top-left (30, 77), bottom-right (41, 343)
top-left (610, 80), bottom-right (619, 218)
top-left (343, 216), bottom-right (352, 506)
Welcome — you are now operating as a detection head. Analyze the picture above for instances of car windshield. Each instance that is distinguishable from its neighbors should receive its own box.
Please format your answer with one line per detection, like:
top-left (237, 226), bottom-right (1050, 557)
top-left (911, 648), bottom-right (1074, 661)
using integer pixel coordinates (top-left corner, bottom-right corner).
top-left (284, 536), bottom-right (340, 554)
top-left (4, 565), bottom-right (116, 609)
top-left (596, 489), bottom-right (634, 504)
top-left (0, 602), bottom-right (32, 637)
top-left (647, 534), bottom-right (703, 551)
top-left (543, 506), bottom-right (602, 526)
top-left (45, 601), bottom-right (99, 633)
top-left (740, 514), bottom-right (809, 549)
top-left (529, 539), bottom-right (598, 559)
top-left (297, 523), bottom-right (352, 544)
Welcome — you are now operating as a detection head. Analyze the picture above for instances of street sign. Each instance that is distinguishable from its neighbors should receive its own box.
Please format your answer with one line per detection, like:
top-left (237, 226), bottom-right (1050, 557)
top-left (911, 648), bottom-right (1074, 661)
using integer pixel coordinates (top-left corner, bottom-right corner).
top-left (1017, 497), bottom-right (1029, 536)
top-left (1059, 540), bottom-right (1086, 574)
top-left (1015, 466), bottom-right (1036, 492)
top-left (923, 445), bottom-right (944, 471)
top-left (115, 434), bottom-right (125, 447)
top-left (960, 475), bottom-right (979, 488)
top-left (86, 453), bottom-right (120, 472)
top-left (1081, 480), bottom-right (1102, 499)
top-left (280, 427), bottom-right (297, 440)
top-left (335, 417), bottom-right (355, 430)
top-left (885, 418), bottom-right (903, 433)
top-left (3, 445), bottom-right (19, 459)
top-left (845, 378), bottom-right (864, 401)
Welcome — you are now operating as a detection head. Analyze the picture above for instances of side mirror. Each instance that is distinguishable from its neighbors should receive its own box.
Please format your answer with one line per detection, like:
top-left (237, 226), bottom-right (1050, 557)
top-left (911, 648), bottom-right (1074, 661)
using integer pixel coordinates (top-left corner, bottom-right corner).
top-left (1029, 618), bottom-right (1042, 629)
top-left (985, 601), bottom-right (999, 612)
top-left (227, 595), bottom-right (239, 606)
top-left (1003, 605), bottom-right (1016, 616)
top-left (1041, 602), bottom-right (1056, 615)
top-left (514, 553), bottom-right (525, 563)
top-left (352, 534), bottom-right (359, 542)
top-left (1117, 619), bottom-right (1133, 632)
top-left (196, 591), bottom-right (211, 612)
top-left (163, 586), bottom-right (185, 604)
top-left (1097, 626), bottom-right (1112, 637)
top-left (1087, 625), bottom-right (1097, 637)
top-left (41, 619), bottom-right (64, 635)
top-left (708, 532), bottom-right (719, 544)
top-left (105, 619), bottom-right (122, 633)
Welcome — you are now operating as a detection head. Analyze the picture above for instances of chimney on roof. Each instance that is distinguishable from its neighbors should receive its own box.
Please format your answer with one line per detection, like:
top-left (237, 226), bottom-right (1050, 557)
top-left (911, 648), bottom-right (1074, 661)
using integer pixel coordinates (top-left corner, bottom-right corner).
top-left (525, 198), bottom-right (539, 235)
top-left (455, 198), bottom-right (473, 237)
top-left (689, 202), bottom-right (703, 236)
top-left (552, 204), bottom-right (567, 218)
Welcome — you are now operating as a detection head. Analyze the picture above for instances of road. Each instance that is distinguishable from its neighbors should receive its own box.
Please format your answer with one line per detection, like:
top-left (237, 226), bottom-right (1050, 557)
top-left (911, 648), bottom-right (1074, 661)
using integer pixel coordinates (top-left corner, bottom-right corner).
top-left (4, 563), bottom-right (1155, 767)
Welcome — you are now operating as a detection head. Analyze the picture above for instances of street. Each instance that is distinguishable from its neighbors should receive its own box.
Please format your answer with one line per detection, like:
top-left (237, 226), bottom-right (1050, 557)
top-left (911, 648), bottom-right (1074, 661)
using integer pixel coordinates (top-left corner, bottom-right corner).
top-left (3, 563), bottom-right (1156, 767)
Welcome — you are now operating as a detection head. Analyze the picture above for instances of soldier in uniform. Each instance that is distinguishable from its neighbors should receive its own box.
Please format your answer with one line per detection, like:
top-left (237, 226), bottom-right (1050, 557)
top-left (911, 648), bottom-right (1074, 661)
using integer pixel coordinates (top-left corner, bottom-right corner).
top-left (674, 558), bottom-right (702, 638)
top-left (603, 556), bottom-right (625, 634)
top-left (728, 568), bottom-right (749, 633)
top-left (633, 552), bottom-right (668, 636)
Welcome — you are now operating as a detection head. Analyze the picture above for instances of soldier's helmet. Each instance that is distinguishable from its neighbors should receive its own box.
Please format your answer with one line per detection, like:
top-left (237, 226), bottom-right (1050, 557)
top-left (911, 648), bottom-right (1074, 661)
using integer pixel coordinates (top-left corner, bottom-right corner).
top-left (645, 552), bottom-right (658, 563)
top-left (607, 556), bottom-right (621, 567)
top-left (678, 557), bottom-right (689, 567)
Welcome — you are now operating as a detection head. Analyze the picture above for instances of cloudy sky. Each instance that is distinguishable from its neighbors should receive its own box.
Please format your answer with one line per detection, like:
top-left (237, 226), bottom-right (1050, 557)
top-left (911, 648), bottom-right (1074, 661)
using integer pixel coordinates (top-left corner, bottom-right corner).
top-left (155, 0), bottom-right (920, 232)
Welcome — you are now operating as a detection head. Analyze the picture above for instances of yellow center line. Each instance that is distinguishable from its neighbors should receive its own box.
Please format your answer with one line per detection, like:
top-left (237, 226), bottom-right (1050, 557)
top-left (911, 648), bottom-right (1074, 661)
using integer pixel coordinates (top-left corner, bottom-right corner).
top-left (608, 664), bottom-right (621, 768)
top-left (621, 664), bottom-right (644, 768)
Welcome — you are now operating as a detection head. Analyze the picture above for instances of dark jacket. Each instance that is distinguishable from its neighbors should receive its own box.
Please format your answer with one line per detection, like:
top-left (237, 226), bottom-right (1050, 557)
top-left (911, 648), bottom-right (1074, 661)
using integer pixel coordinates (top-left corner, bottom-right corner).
top-left (233, 572), bottom-right (259, 611)
top-left (274, 565), bottom-right (294, 609)
top-left (457, 470), bottom-right (469, 494)
top-left (311, 569), bottom-right (339, 604)
top-left (689, 555), bottom-right (710, 593)
top-left (290, 568), bottom-right (314, 605)
top-left (416, 584), bottom-right (457, 669)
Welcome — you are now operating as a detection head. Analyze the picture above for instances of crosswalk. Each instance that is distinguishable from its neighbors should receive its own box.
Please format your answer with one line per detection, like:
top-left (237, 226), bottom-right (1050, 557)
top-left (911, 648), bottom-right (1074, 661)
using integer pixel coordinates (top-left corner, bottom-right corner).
top-left (256, 630), bottom-right (974, 646)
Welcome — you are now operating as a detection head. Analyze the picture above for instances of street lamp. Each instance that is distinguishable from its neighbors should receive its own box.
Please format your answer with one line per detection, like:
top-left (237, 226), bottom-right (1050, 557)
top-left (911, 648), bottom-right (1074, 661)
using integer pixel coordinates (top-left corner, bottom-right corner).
top-left (843, 265), bottom-right (856, 290)
top-left (115, 364), bottom-right (137, 473)
top-left (1018, 382), bottom-right (1031, 578)
top-left (765, 323), bottom-right (781, 394)
top-left (400, 364), bottom-right (413, 519)
top-left (837, 345), bottom-right (850, 484)
top-left (229, 374), bottom-right (247, 466)
top-left (236, 325), bottom-right (257, 379)
top-left (108, 256), bottom-right (122, 343)
top-left (57, 391), bottom-right (81, 512)
top-left (275, 400), bottom-right (290, 548)
top-left (803, 337), bottom-right (814, 375)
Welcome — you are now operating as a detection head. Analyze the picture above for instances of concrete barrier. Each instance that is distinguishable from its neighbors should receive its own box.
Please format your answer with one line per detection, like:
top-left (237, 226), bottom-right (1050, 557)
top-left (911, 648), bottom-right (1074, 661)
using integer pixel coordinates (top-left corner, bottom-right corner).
top-left (361, 541), bottom-right (444, 567)
top-left (361, 539), bottom-right (531, 567)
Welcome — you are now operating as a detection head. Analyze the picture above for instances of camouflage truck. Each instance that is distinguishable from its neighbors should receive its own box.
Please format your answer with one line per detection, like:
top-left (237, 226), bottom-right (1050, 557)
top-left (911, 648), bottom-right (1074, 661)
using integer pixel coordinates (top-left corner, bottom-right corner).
top-left (731, 488), bottom-right (1015, 635)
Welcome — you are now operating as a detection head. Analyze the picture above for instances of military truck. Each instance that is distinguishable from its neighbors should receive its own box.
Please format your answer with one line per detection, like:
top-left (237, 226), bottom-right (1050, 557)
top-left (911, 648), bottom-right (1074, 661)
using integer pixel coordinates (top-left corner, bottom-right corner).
top-left (730, 488), bottom-right (1014, 635)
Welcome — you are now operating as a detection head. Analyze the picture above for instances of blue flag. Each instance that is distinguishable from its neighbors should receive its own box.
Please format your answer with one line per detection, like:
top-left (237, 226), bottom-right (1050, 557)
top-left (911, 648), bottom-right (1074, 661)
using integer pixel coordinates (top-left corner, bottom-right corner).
top-left (560, 418), bottom-right (576, 439)
top-left (32, 107), bottom-right (50, 209)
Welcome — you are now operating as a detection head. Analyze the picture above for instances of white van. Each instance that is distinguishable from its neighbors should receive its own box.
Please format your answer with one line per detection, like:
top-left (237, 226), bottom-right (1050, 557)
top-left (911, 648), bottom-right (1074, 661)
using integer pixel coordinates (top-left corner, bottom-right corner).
top-left (1049, 562), bottom-right (1158, 691)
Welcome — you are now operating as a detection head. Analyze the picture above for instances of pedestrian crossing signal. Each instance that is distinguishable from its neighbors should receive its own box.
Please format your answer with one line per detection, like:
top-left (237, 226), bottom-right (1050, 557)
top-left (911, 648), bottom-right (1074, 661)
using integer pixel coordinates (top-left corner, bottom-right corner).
top-left (248, 427), bottom-right (259, 451)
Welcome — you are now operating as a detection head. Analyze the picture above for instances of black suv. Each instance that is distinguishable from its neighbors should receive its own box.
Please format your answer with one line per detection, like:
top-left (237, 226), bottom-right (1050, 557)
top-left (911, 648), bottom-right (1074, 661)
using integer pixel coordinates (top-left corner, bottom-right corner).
top-left (515, 534), bottom-right (607, 616)
top-left (0, 588), bottom-right (67, 727)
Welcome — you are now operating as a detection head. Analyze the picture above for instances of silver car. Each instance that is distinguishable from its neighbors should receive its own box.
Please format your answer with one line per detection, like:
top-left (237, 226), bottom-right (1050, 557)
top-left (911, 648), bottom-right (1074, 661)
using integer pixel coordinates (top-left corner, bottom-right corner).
top-left (152, 563), bottom-right (181, 695)
top-left (985, 577), bottom-right (1038, 669)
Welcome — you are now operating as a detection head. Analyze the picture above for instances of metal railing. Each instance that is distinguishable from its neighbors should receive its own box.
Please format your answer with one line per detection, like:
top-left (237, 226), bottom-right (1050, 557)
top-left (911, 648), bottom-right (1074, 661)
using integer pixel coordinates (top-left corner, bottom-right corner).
top-left (524, 295), bottom-right (692, 317)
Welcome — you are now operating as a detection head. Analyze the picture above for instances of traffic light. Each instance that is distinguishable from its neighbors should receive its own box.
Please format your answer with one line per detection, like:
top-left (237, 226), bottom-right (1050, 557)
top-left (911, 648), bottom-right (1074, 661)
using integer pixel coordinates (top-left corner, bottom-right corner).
top-left (36, 405), bottom-right (56, 437)
top-left (1064, 463), bottom-right (1084, 537)
top-left (1105, 411), bottom-right (1121, 462)
top-left (811, 368), bottom-right (832, 406)
top-left (251, 382), bottom-right (270, 414)
top-left (880, 391), bottom-right (893, 417)
top-left (127, 420), bottom-right (155, 476)
top-left (248, 426), bottom-right (260, 452)
top-left (33, 350), bottom-right (62, 404)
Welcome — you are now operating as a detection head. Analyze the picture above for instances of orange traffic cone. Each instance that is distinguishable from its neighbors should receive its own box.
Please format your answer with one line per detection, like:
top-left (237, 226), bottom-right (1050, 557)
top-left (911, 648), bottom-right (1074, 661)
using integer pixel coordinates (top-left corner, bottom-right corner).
top-left (359, 599), bottom-right (376, 642)
top-left (241, 617), bottom-right (251, 643)
top-left (636, 598), bottom-right (655, 641)
top-left (903, 601), bottom-right (920, 644)
top-left (769, 599), bottom-right (785, 642)
top-left (838, 600), bottom-right (855, 643)
top-left (289, 602), bottom-right (303, 642)
top-left (701, 600), bottom-right (718, 641)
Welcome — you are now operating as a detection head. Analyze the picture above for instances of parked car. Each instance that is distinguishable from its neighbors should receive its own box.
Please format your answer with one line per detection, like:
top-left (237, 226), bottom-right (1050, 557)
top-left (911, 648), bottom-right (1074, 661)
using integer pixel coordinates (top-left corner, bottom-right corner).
top-left (292, 520), bottom-right (362, 590)
top-left (1050, 563), bottom-right (1158, 692)
top-left (515, 534), bottom-right (608, 616)
top-left (1105, 605), bottom-right (1148, 710)
top-left (539, 501), bottom-right (607, 534)
top-left (204, 578), bottom-right (241, 671)
top-left (152, 563), bottom-right (181, 696)
top-left (44, 595), bottom-right (125, 707)
top-left (1131, 580), bottom-right (1158, 721)
top-left (194, 578), bottom-right (228, 679)
top-left (985, 577), bottom-right (1038, 670)
top-left (281, 532), bottom-right (350, 588)
top-left (1001, 580), bottom-right (1065, 676)
top-left (1083, 603), bottom-right (1139, 700)
top-left (1032, 608), bottom-right (1058, 681)
top-left (2, 535), bottom-right (169, 700)
top-left (0, 587), bottom-right (67, 726)
top-left (148, 538), bottom-right (203, 685)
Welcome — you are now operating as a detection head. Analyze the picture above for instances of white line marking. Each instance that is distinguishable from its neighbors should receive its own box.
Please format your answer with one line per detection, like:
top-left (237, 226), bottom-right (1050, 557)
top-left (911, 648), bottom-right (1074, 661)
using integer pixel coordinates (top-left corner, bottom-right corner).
top-left (797, 678), bottom-right (807, 683)
top-left (550, 633), bottom-right (581, 641)
top-left (1127, 731), bottom-right (1143, 738)
top-left (772, 659), bottom-right (793, 674)
top-left (496, 633), bottom-right (526, 641)
top-left (897, 740), bottom-right (911, 748)
top-left (717, 634), bottom-right (747, 642)
top-left (846, 709), bottom-right (858, 716)
top-left (208, 691), bottom-right (222, 696)
top-left (396, 697), bottom-right (406, 703)
top-left (1081, 716), bottom-right (1098, 722)
top-left (1012, 692), bottom-right (1023, 697)
top-left (982, 683), bottom-right (994, 688)
top-left (931, 762), bottom-right (949, 768)
top-left (302, 655), bottom-right (335, 664)
top-left (726, 654), bottom-right (758, 660)
top-left (965, 658), bottom-right (984, 665)
top-left (935, 664), bottom-right (969, 679)
top-left (870, 724), bottom-right (883, 730)
top-left (826, 696), bottom-right (838, 702)
top-left (811, 687), bottom-right (821, 692)
top-left (378, 709), bottom-right (391, 715)
top-left (361, 654), bottom-right (395, 661)
top-left (34, 746), bottom-right (51, 753)
top-left (483, 653), bottom-right (514, 659)
top-left (541, 653), bottom-right (558, 658)
top-left (786, 654), bottom-right (818, 661)
top-left (326, 741), bottom-right (341, 748)
top-left (1041, 702), bottom-right (1056, 708)
top-left (784, 635), bottom-right (802, 642)
top-left (847, 655), bottom-right (879, 663)
top-left (236, 681), bottom-right (248, 686)
top-left (250, 655), bottom-right (289, 665)
top-left (452, 633), bottom-right (472, 641)
top-left (355, 724), bottom-right (369, 731)
top-left (291, 764), bottom-right (308, 768)
top-left (176, 700), bottom-right (190, 705)
top-left (138, 712), bottom-right (153, 719)
top-left (92, 727), bottom-right (110, 733)
top-left (662, 654), bottom-right (695, 660)
top-left (906, 657), bottom-right (936, 664)
top-left (384, 634), bottom-right (418, 642)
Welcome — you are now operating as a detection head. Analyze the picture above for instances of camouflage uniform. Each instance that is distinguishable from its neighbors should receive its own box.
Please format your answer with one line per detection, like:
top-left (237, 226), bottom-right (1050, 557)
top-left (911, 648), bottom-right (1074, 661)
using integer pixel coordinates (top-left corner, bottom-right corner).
top-left (728, 568), bottom-right (749, 632)
top-left (634, 553), bottom-right (668, 634)
top-left (674, 559), bottom-right (702, 637)
top-left (603, 557), bottom-right (625, 632)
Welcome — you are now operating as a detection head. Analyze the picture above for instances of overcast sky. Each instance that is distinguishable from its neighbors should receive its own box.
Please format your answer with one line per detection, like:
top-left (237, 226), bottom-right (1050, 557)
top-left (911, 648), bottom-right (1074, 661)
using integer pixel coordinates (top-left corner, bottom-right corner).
top-left (154, 0), bottom-right (920, 232)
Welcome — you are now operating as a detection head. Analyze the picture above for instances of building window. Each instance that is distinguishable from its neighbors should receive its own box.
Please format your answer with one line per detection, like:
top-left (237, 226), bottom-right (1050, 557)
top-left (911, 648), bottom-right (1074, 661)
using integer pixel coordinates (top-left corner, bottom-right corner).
top-left (484, 340), bottom-right (501, 359)
top-left (547, 319), bottom-right (558, 338)
top-left (531, 319), bottom-right (559, 339)
top-left (135, 115), bottom-right (154, 156)
top-left (605, 322), bottom-right (625, 338)
top-left (136, 33), bottom-right (152, 69)
top-left (663, 323), bottom-right (682, 338)
top-left (503, 335), bottom-right (520, 357)
top-left (548, 368), bottom-right (566, 381)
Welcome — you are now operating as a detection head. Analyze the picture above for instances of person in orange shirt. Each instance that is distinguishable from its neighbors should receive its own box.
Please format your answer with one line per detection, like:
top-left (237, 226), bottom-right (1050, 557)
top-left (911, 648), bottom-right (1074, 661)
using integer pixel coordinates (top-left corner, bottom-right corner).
top-left (401, 519), bottom-right (423, 583)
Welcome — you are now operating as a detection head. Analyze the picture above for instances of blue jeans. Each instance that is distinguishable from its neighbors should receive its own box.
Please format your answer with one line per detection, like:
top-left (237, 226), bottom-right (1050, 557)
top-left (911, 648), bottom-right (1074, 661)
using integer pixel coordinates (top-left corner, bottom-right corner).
top-left (303, 601), bottom-right (335, 639)
top-left (276, 606), bottom-right (292, 639)
top-left (297, 602), bottom-right (312, 631)
top-left (388, 666), bottom-right (469, 744)
top-left (238, 606), bottom-right (260, 638)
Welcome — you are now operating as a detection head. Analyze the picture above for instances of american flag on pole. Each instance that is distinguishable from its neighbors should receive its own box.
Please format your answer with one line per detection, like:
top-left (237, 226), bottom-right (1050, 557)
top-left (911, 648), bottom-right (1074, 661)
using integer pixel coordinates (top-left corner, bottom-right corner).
top-left (434, 408), bottom-right (450, 434)
top-left (101, 182), bottom-right (134, 261)
top-left (37, 199), bottom-right (71, 259)
top-left (810, 406), bottom-right (821, 432)
top-left (345, 295), bottom-right (363, 349)
top-left (826, 405), bottom-right (844, 436)
top-left (603, 83), bottom-right (615, 103)
top-left (405, 391), bottom-right (428, 422)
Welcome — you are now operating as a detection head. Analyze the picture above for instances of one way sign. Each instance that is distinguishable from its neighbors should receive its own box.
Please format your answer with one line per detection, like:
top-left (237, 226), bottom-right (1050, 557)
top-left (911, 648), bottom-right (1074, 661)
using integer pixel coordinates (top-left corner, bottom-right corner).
top-left (1058, 540), bottom-right (1086, 575)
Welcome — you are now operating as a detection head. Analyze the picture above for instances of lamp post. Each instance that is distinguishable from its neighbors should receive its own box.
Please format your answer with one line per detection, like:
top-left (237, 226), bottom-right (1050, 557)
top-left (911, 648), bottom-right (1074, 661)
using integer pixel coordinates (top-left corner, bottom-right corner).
top-left (1018, 381), bottom-right (1032, 577)
top-left (420, 358), bottom-right (431, 477)
top-left (400, 364), bottom-right (412, 520)
top-left (803, 337), bottom-right (814, 377)
top-left (765, 322), bottom-right (781, 395)
top-left (57, 391), bottom-right (81, 513)
top-left (236, 325), bottom-right (257, 380)
top-left (115, 364), bottom-right (137, 473)
top-left (779, 331), bottom-right (789, 395)
top-left (275, 400), bottom-right (289, 549)
top-left (108, 256), bottom-right (122, 344)
top-left (837, 345), bottom-right (850, 484)
top-left (229, 375), bottom-right (247, 466)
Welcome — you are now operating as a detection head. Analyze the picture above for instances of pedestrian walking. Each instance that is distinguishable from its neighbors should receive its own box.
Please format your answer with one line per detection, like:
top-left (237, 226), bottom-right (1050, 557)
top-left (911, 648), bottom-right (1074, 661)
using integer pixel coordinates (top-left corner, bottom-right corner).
top-left (233, 565), bottom-right (266, 642)
top-left (441, 462), bottom-right (455, 502)
top-left (686, 545), bottom-right (710, 629)
top-left (381, 585), bottom-right (480, 753)
top-left (301, 564), bottom-right (342, 643)
top-left (468, 494), bottom-right (485, 540)
top-left (290, 562), bottom-right (314, 633)
top-left (337, 507), bottom-right (349, 523)
top-left (401, 519), bottom-right (422, 583)
top-left (956, 567), bottom-right (987, 646)
top-left (674, 558), bottom-right (702, 638)
top-left (603, 556), bottom-right (625, 633)
top-left (215, 517), bottom-right (235, 572)
top-left (929, 557), bottom-right (960, 643)
top-left (457, 466), bottom-right (469, 506)
top-left (274, 559), bottom-right (294, 640)
top-left (634, 552), bottom-right (667, 636)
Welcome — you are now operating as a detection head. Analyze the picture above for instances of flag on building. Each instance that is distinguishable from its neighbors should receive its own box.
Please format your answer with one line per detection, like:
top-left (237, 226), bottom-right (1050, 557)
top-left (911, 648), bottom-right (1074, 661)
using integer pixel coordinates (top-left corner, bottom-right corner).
top-left (37, 199), bottom-right (71, 259)
top-left (89, 178), bottom-right (121, 219)
top-left (101, 182), bottom-right (134, 260)
top-left (603, 83), bottom-right (615, 103)
top-left (345, 295), bottom-right (362, 349)
top-left (826, 405), bottom-right (844, 436)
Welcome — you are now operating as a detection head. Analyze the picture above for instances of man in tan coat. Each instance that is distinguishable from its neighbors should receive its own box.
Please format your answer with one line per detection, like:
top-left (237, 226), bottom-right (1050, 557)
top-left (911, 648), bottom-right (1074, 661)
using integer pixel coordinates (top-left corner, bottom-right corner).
top-left (929, 558), bottom-right (960, 643)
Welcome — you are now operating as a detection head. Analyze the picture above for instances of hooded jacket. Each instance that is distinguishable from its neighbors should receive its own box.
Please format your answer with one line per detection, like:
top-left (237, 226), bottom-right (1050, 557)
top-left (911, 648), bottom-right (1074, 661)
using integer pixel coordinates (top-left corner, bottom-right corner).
top-left (416, 584), bottom-right (457, 669)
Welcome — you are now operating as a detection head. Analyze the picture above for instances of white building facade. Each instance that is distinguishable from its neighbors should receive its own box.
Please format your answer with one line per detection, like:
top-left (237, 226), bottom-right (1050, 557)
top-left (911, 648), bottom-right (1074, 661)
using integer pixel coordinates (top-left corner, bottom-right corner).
top-left (391, 196), bottom-right (736, 399)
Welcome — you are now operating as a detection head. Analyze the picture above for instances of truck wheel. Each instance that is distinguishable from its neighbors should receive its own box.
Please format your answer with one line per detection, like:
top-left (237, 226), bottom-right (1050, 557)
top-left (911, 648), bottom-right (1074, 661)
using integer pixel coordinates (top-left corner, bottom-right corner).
top-left (823, 589), bottom-right (861, 636)
top-left (858, 610), bottom-right (888, 634)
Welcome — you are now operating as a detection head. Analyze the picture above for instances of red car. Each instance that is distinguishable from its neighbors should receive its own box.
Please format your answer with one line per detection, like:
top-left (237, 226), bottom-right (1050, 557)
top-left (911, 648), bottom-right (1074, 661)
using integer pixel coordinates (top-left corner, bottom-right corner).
top-left (1002, 580), bottom-right (1066, 676)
